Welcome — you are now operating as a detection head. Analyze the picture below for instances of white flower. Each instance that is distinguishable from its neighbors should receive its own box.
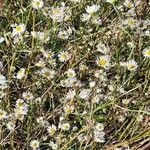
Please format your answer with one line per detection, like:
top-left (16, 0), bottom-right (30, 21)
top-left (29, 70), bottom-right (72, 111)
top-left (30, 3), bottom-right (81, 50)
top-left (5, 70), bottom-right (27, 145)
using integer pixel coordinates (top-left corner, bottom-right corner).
top-left (0, 37), bottom-right (5, 43)
top-left (31, 0), bottom-right (44, 10)
top-left (66, 90), bottom-right (76, 100)
top-left (16, 68), bottom-right (25, 79)
top-left (0, 109), bottom-right (7, 120)
top-left (97, 42), bottom-right (110, 54)
top-left (58, 51), bottom-right (70, 62)
top-left (30, 140), bottom-right (40, 150)
top-left (16, 99), bottom-right (24, 107)
top-left (81, 13), bottom-right (91, 22)
top-left (64, 104), bottom-right (74, 114)
top-left (41, 68), bottom-right (56, 79)
top-left (59, 122), bottom-right (70, 131)
top-left (47, 124), bottom-right (57, 136)
top-left (41, 49), bottom-right (53, 59)
top-left (12, 24), bottom-right (26, 37)
top-left (22, 91), bottom-right (34, 100)
top-left (96, 55), bottom-right (110, 68)
top-left (0, 74), bottom-right (6, 85)
top-left (86, 5), bottom-right (100, 15)
top-left (49, 141), bottom-right (58, 150)
top-left (65, 69), bottom-right (76, 78)
top-left (94, 130), bottom-right (105, 143)
top-left (126, 59), bottom-right (138, 71)
top-left (122, 18), bottom-right (137, 28)
top-left (89, 81), bottom-right (96, 88)
top-left (7, 122), bottom-right (15, 131)
top-left (95, 123), bottom-right (104, 131)
top-left (50, 7), bottom-right (65, 22)
top-left (123, 0), bottom-right (134, 8)
top-left (58, 30), bottom-right (69, 40)
top-left (106, 0), bottom-right (117, 4)
top-left (143, 47), bottom-right (150, 58)
top-left (79, 89), bottom-right (91, 99)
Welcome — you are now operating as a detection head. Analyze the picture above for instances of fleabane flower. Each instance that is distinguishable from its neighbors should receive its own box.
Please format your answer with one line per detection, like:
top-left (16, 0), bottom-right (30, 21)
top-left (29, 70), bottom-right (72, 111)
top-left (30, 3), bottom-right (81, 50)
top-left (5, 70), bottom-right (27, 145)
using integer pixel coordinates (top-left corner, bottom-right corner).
top-left (58, 51), bottom-right (70, 62)
top-left (126, 59), bottom-right (138, 71)
top-left (59, 122), bottom-right (70, 131)
top-left (123, 0), bottom-right (134, 8)
top-left (12, 24), bottom-right (26, 37)
top-left (31, 0), bottom-right (44, 10)
top-left (143, 47), bottom-right (150, 58)
top-left (0, 109), bottom-right (7, 120)
top-left (47, 124), bottom-right (57, 136)
top-left (16, 68), bottom-right (25, 79)
top-left (64, 104), bottom-right (74, 114)
top-left (86, 5), bottom-right (100, 15)
top-left (22, 91), bottom-right (34, 100)
top-left (50, 6), bottom-right (65, 22)
top-left (96, 55), bottom-right (110, 68)
top-left (30, 140), bottom-right (40, 150)
top-left (65, 69), bottom-right (76, 78)
top-left (66, 90), bottom-right (76, 100)
top-left (79, 89), bottom-right (91, 100)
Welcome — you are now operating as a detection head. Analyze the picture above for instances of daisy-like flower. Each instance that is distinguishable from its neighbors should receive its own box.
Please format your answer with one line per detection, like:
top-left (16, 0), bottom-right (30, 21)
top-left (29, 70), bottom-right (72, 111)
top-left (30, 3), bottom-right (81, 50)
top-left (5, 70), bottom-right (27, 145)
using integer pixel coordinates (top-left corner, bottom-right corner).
top-left (126, 59), bottom-right (138, 71)
top-left (16, 68), bottom-right (25, 79)
top-left (47, 124), bottom-right (57, 136)
top-left (12, 24), bottom-right (26, 37)
top-left (0, 74), bottom-right (6, 85)
top-left (41, 68), bottom-right (56, 80)
top-left (49, 141), bottom-right (58, 150)
top-left (50, 6), bottom-right (65, 22)
top-left (41, 49), bottom-right (53, 59)
top-left (30, 140), bottom-right (40, 150)
top-left (79, 89), bottom-right (91, 100)
top-left (96, 42), bottom-right (110, 54)
top-left (96, 55), bottom-right (110, 68)
top-left (59, 122), bottom-right (70, 131)
top-left (143, 47), bottom-right (150, 58)
top-left (66, 90), bottom-right (76, 100)
top-left (64, 104), bottom-right (74, 114)
top-left (16, 99), bottom-right (24, 107)
top-left (95, 123), bottom-right (104, 131)
top-left (0, 109), bottom-right (7, 120)
top-left (81, 13), bottom-right (91, 22)
top-left (85, 5), bottom-right (100, 15)
top-left (122, 18), bottom-right (137, 28)
top-left (65, 69), bottom-right (76, 78)
top-left (94, 130), bottom-right (105, 143)
top-left (7, 122), bottom-right (15, 131)
top-left (31, 0), bottom-right (44, 10)
top-left (22, 91), bottom-right (34, 100)
top-left (123, 0), bottom-right (134, 8)
top-left (58, 51), bottom-right (70, 62)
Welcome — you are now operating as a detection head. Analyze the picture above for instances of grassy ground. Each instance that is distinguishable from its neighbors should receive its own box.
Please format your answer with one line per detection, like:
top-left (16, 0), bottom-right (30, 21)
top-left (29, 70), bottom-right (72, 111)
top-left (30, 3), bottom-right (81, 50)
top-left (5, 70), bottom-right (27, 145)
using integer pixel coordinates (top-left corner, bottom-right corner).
top-left (0, 0), bottom-right (150, 149)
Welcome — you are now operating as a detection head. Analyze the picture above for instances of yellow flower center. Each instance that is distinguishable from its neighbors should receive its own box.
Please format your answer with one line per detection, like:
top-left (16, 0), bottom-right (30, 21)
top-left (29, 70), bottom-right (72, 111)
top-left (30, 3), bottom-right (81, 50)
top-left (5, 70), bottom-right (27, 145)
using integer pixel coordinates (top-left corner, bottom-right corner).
top-left (0, 112), bottom-right (3, 117)
top-left (145, 50), bottom-right (150, 56)
top-left (49, 128), bottom-right (55, 135)
top-left (16, 26), bottom-right (21, 31)
top-left (128, 64), bottom-right (135, 69)
top-left (127, 19), bottom-right (134, 25)
top-left (52, 8), bottom-right (61, 15)
top-left (98, 59), bottom-right (107, 65)
top-left (35, 2), bottom-right (40, 6)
